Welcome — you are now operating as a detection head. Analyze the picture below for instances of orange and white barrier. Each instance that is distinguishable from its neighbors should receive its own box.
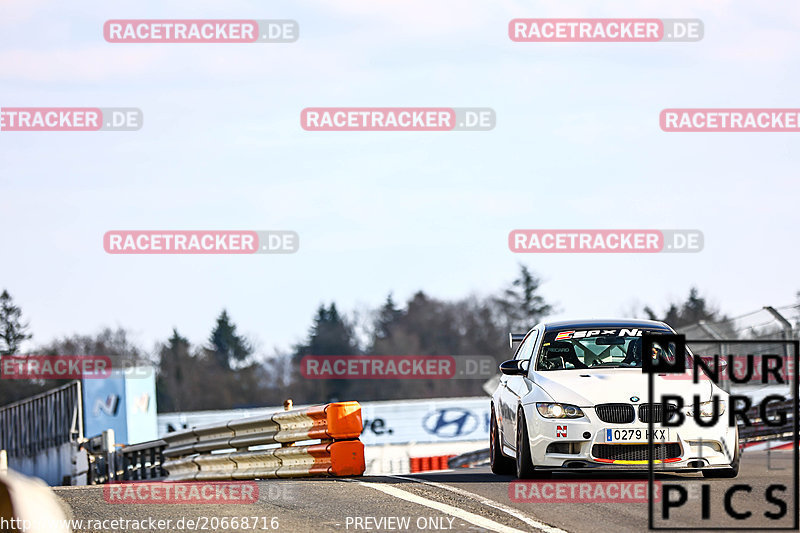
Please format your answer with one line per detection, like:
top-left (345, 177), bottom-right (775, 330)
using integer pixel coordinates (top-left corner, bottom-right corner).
top-left (743, 440), bottom-right (795, 452)
top-left (409, 454), bottom-right (456, 473)
top-left (163, 402), bottom-right (365, 480)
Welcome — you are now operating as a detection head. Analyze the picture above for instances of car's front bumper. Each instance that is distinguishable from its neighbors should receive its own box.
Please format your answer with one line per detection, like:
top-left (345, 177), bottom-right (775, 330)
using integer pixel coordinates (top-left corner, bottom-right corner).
top-left (523, 404), bottom-right (738, 472)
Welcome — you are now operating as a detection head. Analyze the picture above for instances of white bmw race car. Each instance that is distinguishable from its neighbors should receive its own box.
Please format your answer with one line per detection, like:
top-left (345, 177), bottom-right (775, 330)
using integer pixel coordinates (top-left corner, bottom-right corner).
top-left (490, 319), bottom-right (740, 478)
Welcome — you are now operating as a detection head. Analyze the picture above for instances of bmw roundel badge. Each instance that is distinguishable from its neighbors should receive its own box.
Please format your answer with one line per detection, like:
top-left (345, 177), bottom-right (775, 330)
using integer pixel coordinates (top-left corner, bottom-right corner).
top-left (630, 396), bottom-right (640, 402)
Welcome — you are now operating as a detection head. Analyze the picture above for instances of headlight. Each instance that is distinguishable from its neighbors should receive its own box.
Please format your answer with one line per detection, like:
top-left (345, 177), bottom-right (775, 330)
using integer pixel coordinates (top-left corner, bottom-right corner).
top-left (536, 402), bottom-right (584, 418)
top-left (690, 400), bottom-right (726, 417)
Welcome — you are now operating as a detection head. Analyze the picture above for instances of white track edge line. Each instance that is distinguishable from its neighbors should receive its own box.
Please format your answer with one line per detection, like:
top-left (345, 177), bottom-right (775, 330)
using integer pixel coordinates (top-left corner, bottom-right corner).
top-left (351, 480), bottom-right (532, 533)
top-left (390, 475), bottom-right (569, 533)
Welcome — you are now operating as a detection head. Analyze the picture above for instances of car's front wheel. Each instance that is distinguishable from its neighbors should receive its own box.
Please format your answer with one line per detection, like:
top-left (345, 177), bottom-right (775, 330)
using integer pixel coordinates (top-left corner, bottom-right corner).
top-left (490, 406), bottom-right (515, 475)
top-left (515, 408), bottom-right (537, 479)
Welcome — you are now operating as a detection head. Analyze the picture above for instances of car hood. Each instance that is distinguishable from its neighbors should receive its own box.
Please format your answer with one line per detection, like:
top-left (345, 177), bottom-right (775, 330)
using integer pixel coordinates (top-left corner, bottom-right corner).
top-left (531, 368), bottom-right (714, 407)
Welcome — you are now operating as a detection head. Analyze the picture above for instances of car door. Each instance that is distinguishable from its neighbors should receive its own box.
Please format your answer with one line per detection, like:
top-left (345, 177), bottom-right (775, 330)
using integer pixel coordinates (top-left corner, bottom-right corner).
top-left (501, 329), bottom-right (538, 449)
top-left (498, 337), bottom-right (527, 449)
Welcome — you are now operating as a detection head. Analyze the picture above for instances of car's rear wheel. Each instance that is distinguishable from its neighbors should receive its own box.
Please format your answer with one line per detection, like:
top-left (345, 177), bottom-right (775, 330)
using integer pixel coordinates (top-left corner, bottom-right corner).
top-left (490, 406), bottom-right (515, 475)
top-left (515, 408), bottom-right (538, 479)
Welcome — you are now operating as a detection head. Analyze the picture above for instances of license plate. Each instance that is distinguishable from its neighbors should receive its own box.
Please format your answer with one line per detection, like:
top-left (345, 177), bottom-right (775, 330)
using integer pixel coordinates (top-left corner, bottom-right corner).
top-left (604, 428), bottom-right (669, 443)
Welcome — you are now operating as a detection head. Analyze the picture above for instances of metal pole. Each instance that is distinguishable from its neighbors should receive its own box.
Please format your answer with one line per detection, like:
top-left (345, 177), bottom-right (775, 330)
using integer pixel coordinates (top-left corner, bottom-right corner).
top-left (764, 306), bottom-right (793, 359)
top-left (103, 429), bottom-right (115, 482)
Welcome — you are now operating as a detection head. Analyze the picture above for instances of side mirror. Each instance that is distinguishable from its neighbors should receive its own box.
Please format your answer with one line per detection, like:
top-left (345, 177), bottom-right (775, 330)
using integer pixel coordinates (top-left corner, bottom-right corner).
top-left (499, 359), bottom-right (526, 376)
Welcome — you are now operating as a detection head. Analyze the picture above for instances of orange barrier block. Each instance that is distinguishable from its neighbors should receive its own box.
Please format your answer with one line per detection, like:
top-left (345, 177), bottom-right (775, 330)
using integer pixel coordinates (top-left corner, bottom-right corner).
top-left (409, 454), bottom-right (457, 473)
top-left (306, 402), bottom-right (363, 440)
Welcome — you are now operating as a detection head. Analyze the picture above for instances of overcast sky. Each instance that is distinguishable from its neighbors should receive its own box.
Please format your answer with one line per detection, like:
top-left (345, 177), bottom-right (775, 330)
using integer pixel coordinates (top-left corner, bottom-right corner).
top-left (1, 0), bottom-right (798, 356)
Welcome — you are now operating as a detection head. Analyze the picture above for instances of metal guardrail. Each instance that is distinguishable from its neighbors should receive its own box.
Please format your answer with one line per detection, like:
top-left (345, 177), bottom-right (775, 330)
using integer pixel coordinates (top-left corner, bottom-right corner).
top-left (162, 401), bottom-right (364, 481)
top-left (448, 448), bottom-right (490, 469)
top-left (82, 431), bottom-right (168, 484)
top-left (82, 401), bottom-right (366, 484)
top-left (738, 399), bottom-right (795, 444)
top-left (88, 402), bottom-right (367, 482)
top-left (115, 438), bottom-right (168, 481)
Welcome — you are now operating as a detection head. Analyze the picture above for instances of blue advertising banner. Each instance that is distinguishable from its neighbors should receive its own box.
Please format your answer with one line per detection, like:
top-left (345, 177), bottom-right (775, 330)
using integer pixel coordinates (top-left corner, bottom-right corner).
top-left (82, 366), bottom-right (157, 444)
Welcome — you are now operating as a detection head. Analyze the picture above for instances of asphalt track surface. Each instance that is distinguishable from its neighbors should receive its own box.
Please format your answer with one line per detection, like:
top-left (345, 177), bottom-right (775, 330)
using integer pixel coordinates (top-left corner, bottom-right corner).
top-left (54, 450), bottom-right (796, 533)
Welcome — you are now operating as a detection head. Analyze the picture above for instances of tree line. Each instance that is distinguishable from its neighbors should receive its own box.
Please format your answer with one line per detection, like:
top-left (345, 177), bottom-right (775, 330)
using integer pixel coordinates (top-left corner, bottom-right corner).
top-left (1, 275), bottom-right (794, 410)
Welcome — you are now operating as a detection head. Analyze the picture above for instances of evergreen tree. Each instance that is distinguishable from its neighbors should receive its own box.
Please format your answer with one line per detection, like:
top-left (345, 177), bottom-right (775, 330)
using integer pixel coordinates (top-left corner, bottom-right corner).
top-left (0, 290), bottom-right (39, 404)
top-left (208, 310), bottom-right (253, 369)
top-left (156, 329), bottom-right (192, 412)
top-left (0, 290), bottom-right (31, 356)
top-left (297, 304), bottom-right (359, 357)
top-left (644, 287), bottom-right (725, 329)
top-left (493, 264), bottom-right (552, 331)
top-left (372, 293), bottom-right (403, 343)
top-left (292, 303), bottom-right (359, 402)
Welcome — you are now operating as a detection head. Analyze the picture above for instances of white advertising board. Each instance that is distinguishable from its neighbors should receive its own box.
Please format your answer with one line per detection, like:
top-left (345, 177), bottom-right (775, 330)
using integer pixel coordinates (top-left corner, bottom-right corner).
top-left (359, 397), bottom-right (489, 445)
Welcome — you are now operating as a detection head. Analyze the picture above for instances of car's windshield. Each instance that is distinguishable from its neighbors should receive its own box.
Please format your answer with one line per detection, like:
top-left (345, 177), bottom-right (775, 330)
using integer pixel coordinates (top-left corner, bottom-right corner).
top-left (537, 328), bottom-right (671, 370)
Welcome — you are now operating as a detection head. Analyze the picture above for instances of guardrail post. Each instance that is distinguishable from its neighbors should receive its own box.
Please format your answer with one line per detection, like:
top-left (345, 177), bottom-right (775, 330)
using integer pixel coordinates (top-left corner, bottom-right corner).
top-left (122, 452), bottom-right (131, 481)
top-left (135, 450), bottom-right (143, 480)
top-left (148, 447), bottom-right (154, 479)
top-left (102, 429), bottom-right (115, 483)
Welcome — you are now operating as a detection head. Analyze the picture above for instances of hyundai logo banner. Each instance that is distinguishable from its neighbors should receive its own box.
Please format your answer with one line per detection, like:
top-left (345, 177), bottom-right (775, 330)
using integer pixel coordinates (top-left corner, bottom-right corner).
top-left (359, 398), bottom-right (489, 445)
